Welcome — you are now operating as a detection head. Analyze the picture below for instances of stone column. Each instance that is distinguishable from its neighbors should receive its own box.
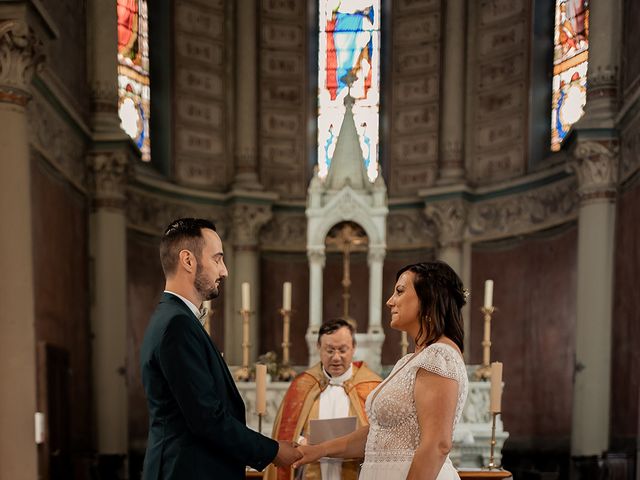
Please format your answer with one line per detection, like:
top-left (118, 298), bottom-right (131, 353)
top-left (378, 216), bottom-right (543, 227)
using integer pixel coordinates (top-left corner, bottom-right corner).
top-left (233, 0), bottom-right (261, 190)
top-left (86, 0), bottom-right (133, 474)
top-left (306, 247), bottom-right (325, 366)
top-left (568, 0), bottom-right (621, 468)
top-left (570, 141), bottom-right (618, 458)
top-left (576, 0), bottom-right (621, 130)
top-left (0, 19), bottom-right (43, 480)
top-left (367, 246), bottom-right (386, 334)
top-left (437, 0), bottom-right (466, 184)
top-left (88, 151), bottom-right (130, 471)
top-left (87, 0), bottom-right (121, 134)
top-left (425, 198), bottom-right (469, 352)
top-left (229, 203), bottom-right (272, 364)
top-left (425, 198), bottom-right (468, 276)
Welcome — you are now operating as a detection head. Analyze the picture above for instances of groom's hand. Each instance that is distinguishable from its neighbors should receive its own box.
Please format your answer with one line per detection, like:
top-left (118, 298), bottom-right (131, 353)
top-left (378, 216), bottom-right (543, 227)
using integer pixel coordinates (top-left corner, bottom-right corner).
top-left (273, 441), bottom-right (303, 467)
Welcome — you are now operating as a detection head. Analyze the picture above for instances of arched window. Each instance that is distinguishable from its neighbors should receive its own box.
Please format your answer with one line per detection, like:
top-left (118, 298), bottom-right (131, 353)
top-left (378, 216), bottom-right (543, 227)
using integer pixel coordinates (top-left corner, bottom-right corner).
top-left (551, 0), bottom-right (589, 152)
top-left (117, 0), bottom-right (151, 161)
top-left (318, 0), bottom-right (380, 181)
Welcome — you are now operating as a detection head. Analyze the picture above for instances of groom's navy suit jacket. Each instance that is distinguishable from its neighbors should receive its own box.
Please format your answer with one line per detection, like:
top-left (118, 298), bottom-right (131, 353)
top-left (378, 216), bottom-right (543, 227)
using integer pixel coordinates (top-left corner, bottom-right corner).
top-left (140, 293), bottom-right (278, 479)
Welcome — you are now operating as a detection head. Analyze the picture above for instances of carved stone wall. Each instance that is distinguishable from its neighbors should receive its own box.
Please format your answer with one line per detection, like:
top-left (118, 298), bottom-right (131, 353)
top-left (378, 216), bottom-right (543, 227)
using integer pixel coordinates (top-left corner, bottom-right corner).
top-left (468, 0), bottom-right (530, 183)
top-left (388, 0), bottom-right (441, 196)
top-left (126, 186), bottom-right (229, 239)
top-left (173, 0), bottom-right (228, 188)
top-left (259, 211), bottom-right (307, 251)
top-left (259, 0), bottom-right (308, 199)
top-left (27, 92), bottom-right (87, 189)
top-left (39, 0), bottom-right (90, 117)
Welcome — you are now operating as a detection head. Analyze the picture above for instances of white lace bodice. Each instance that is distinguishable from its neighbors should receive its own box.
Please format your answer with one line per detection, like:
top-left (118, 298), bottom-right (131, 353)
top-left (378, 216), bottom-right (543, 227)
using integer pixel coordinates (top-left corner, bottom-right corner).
top-left (363, 343), bottom-right (468, 465)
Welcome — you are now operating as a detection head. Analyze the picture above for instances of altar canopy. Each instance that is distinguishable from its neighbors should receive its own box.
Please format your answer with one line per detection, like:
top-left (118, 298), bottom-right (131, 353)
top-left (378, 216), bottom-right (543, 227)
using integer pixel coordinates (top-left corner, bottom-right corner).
top-left (306, 88), bottom-right (388, 373)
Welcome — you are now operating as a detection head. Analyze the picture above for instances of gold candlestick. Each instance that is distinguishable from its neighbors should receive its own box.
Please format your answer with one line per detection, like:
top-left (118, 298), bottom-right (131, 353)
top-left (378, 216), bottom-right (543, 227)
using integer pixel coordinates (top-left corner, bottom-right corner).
top-left (277, 308), bottom-right (297, 381)
top-left (486, 411), bottom-right (500, 469)
top-left (475, 306), bottom-right (495, 380)
top-left (234, 309), bottom-right (251, 381)
top-left (400, 331), bottom-right (409, 357)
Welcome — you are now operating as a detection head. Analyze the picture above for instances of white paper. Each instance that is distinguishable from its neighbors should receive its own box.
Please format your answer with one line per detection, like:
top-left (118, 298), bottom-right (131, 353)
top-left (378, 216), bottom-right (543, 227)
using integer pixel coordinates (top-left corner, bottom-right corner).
top-left (308, 416), bottom-right (357, 445)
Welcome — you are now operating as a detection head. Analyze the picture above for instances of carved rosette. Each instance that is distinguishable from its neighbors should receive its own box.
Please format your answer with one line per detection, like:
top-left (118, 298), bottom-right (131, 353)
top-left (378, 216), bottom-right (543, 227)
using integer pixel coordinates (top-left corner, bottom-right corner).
top-left (88, 151), bottom-right (130, 210)
top-left (231, 203), bottom-right (272, 248)
top-left (570, 141), bottom-right (619, 202)
top-left (0, 20), bottom-right (44, 106)
top-left (425, 198), bottom-right (468, 248)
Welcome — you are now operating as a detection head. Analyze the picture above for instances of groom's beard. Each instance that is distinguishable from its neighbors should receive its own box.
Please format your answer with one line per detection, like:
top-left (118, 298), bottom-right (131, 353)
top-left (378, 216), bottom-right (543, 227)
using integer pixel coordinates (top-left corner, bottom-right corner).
top-left (194, 263), bottom-right (220, 300)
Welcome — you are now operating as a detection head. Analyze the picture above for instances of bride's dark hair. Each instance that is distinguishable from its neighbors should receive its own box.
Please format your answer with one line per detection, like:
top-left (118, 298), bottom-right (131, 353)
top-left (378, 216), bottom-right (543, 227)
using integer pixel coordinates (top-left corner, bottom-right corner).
top-left (396, 261), bottom-right (466, 352)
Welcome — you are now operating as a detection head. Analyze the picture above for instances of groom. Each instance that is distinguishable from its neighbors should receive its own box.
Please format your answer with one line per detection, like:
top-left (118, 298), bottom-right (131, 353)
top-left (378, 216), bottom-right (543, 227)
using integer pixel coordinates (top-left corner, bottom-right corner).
top-left (140, 218), bottom-right (301, 479)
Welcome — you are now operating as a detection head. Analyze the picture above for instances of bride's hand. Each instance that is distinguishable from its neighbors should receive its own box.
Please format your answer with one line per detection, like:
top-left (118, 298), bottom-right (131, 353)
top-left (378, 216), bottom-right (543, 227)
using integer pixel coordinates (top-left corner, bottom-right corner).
top-left (292, 444), bottom-right (326, 468)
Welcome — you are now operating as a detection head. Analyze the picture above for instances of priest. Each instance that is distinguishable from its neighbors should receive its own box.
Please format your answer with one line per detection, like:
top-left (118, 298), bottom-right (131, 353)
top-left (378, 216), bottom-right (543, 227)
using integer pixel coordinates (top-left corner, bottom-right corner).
top-left (267, 319), bottom-right (382, 480)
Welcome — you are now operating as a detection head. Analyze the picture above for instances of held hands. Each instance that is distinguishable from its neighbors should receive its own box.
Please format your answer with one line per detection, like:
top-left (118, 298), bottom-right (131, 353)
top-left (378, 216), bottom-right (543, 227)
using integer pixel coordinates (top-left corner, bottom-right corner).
top-left (291, 444), bottom-right (327, 469)
top-left (273, 441), bottom-right (303, 468)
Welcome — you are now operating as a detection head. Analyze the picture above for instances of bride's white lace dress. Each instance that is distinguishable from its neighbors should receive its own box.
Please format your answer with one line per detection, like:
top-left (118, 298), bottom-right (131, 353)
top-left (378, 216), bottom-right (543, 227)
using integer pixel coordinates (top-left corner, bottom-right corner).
top-left (359, 343), bottom-right (468, 480)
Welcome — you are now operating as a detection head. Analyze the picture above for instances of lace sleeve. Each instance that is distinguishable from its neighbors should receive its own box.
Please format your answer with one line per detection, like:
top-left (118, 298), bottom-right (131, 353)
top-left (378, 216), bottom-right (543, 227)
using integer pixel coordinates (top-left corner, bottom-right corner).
top-left (410, 343), bottom-right (462, 383)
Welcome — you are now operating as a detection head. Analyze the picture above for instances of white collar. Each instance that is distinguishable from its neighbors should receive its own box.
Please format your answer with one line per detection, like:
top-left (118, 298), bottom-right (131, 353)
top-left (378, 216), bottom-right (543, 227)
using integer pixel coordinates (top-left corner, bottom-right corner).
top-left (165, 290), bottom-right (207, 326)
top-left (323, 364), bottom-right (353, 386)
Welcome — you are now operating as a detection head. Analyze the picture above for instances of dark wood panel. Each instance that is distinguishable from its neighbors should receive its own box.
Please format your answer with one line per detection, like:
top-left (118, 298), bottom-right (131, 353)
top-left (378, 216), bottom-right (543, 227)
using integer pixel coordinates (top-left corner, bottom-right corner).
top-left (126, 231), bottom-right (166, 450)
top-left (31, 158), bottom-right (93, 477)
top-left (611, 179), bottom-right (640, 447)
top-left (470, 226), bottom-right (577, 448)
top-left (259, 252), bottom-right (310, 365)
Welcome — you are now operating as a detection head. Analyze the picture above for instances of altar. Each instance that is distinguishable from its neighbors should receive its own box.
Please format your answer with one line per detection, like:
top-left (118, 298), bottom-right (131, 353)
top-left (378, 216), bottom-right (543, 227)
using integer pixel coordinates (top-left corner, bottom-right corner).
top-left (235, 364), bottom-right (509, 470)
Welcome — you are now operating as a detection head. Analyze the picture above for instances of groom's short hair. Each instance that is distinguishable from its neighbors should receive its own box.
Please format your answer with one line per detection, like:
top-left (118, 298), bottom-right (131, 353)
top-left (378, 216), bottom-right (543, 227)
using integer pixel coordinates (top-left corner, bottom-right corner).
top-left (159, 218), bottom-right (217, 276)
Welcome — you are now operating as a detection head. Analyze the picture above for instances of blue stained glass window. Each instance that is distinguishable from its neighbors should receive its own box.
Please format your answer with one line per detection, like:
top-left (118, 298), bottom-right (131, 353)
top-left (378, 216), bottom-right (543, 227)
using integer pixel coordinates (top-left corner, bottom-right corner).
top-left (551, 0), bottom-right (589, 152)
top-left (117, 0), bottom-right (151, 161)
top-left (318, 0), bottom-right (380, 181)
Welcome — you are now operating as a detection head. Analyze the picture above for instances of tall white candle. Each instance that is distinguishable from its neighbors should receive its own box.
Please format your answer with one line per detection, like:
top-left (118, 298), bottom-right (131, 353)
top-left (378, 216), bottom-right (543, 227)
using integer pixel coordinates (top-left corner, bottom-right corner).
top-left (255, 364), bottom-right (267, 415)
top-left (283, 281), bottom-right (292, 311)
top-left (483, 279), bottom-right (494, 308)
top-left (490, 361), bottom-right (503, 413)
top-left (241, 282), bottom-right (250, 311)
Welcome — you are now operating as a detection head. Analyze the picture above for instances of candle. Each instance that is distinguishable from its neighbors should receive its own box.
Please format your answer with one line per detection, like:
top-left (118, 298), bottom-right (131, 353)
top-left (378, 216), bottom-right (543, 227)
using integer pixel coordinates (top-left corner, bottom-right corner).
top-left (490, 361), bottom-right (503, 413)
top-left (483, 279), bottom-right (494, 308)
top-left (241, 282), bottom-right (250, 311)
top-left (255, 364), bottom-right (267, 415)
top-left (283, 281), bottom-right (292, 311)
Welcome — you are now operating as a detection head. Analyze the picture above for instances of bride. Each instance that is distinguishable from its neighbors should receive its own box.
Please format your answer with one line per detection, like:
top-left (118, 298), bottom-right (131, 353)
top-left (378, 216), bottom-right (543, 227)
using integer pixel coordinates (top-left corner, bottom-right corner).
top-left (293, 261), bottom-right (468, 480)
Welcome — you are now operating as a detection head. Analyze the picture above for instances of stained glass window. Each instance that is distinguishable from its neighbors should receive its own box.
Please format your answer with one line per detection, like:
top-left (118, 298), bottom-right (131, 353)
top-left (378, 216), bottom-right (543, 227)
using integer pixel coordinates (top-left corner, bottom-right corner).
top-left (318, 0), bottom-right (380, 181)
top-left (551, 0), bottom-right (589, 152)
top-left (117, 0), bottom-right (151, 161)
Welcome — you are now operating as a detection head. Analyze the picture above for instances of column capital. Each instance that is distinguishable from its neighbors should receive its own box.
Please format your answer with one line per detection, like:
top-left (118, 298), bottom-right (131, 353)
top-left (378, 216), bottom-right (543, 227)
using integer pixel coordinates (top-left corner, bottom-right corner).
top-left (0, 20), bottom-right (44, 106)
top-left (231, 203), bottom-right (272, 248)
top-left (424, 198), bottom-right (468, 248)
top-left (367, 245), bottom-right (386, 265)
top-left (570, 141), bottom-right (619, 202)
top-left (307, 247), bottom-right (326, 266)
top-left (88, 150), bottom-right (130, 211)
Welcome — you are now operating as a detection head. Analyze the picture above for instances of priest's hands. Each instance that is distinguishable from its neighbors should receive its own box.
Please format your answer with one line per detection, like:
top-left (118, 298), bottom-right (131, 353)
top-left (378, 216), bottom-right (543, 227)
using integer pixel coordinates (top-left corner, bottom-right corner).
top-left (273, 441), bottom-right (303, 468)
top-left (291, 444), bottom-right (326, 469)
